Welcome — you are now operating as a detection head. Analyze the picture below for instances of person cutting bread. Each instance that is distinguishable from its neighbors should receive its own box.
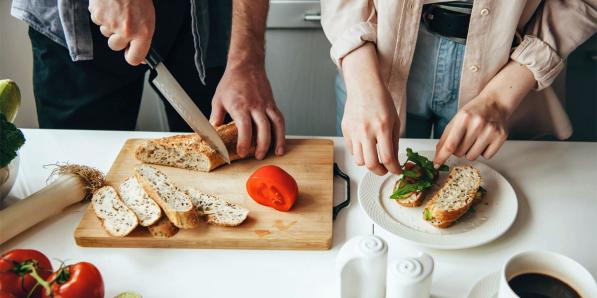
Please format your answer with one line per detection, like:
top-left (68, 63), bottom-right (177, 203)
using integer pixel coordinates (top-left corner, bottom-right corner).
top-left (322, 1), bottom-right (596, 175)
top-left (11, 0), bottom-right (284, 160)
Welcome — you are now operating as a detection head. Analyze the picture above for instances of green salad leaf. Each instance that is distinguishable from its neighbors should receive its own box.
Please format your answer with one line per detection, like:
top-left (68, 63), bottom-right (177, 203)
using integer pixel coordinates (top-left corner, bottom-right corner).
top-left (424, 208), bottom-right (432, 221)
top-left (390, 148), bottom-right (449, 200)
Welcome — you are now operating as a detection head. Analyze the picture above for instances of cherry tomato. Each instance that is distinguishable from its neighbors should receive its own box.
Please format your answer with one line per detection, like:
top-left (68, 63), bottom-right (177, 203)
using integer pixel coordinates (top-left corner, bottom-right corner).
top-left (0, 249), bottom-right (53, 298)
top-left (246, 165), bottom-right (299, 212)
top-left (42, 262), bottom-right (104, 298)
top-left (404, 162), bottom-right (415, 170)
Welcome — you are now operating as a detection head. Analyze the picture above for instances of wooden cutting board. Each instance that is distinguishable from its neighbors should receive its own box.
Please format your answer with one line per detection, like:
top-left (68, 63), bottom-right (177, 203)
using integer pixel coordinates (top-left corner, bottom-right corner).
top-left (75, 138), bottom-right (334, 250)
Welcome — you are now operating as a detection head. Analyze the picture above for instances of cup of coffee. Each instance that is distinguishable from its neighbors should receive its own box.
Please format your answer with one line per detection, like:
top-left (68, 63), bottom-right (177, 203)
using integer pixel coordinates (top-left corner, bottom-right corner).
top-left (498, 250), bottom-right (597, 298)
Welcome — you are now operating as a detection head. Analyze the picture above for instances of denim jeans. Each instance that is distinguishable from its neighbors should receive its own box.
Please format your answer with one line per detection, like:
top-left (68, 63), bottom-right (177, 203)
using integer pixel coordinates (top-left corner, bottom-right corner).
top-left (335, 25), bottom-right (465, 138)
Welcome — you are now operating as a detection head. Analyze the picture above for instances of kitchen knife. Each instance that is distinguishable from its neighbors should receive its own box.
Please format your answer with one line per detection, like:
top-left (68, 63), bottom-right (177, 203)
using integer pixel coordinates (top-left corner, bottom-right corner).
top-left (146, 48), bottom-right (230, 164)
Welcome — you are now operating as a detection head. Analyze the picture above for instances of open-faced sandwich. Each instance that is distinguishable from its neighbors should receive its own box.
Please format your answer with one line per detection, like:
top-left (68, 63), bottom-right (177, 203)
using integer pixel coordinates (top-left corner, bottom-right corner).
top-left (390, 148), bottom-right (449, 207)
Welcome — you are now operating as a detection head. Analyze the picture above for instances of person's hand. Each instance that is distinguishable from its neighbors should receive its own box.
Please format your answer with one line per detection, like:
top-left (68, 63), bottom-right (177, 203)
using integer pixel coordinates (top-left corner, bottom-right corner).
top-left (209, 63), bottom-right (285, 160)
top-left (341, 44), bottom-right (402, 176)
top-left (88, 0), bottom-right (155, 66)
top-left (434, 95), bottom-right (509, 167)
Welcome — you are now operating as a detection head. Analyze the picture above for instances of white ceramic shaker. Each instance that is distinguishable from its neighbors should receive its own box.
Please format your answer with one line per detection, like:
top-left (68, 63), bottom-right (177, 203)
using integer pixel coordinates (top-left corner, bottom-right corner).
top-left (336, 235), bottom-right (388, 298)
top-left (385, 252), bottom-right (434, 298)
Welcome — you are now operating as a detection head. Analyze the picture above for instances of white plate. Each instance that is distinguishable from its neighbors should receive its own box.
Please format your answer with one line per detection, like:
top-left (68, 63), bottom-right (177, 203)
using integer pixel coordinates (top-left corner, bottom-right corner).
top-left (359, 151), bottom-right (517, 249)
top-left (468, 272), bottom-right (500, 298)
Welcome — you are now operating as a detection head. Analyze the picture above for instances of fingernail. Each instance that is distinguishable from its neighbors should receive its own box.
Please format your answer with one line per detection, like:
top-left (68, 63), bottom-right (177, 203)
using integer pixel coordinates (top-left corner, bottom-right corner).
top-left (276, 147), bottom-right (284, 155)
top-left (433, 163), bottom-right (440, 170)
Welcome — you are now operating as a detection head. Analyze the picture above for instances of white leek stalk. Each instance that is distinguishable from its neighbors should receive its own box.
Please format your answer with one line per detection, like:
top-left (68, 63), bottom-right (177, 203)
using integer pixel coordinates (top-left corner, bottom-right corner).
top-left (0, 164), bottom-right (104, 244)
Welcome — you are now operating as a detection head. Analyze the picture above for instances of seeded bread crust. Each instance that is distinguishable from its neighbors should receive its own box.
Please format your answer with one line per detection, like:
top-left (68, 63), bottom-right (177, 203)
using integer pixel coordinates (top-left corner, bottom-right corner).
top-left (119, 176), bottom-right (162, 227)
top-left (184, 189), bottom-right (249, 227)
top-left (135, 122), bottom-right (256, 172)
top-left (147, 216), bottom-right (179, 238)
top-left (91, 186), bottom-right (139, 237)
top-left (424, 165), bottom-right (481, 227)
top-left (135, 165), bottom-right (199, 229)
top-left (392, 179), bottom-right (425, 207)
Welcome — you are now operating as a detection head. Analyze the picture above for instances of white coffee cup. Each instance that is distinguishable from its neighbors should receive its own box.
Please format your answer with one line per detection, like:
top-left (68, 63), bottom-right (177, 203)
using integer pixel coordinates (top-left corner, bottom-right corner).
top-left (498, 250), bottom-right (597, 298)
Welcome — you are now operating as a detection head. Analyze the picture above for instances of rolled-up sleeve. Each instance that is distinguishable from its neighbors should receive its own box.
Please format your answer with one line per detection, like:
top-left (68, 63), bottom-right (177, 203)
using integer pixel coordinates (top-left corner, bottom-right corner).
top-left (321, 0), bottom-right (377, 68)
top-left (511, 0), bottom-right (597, 90)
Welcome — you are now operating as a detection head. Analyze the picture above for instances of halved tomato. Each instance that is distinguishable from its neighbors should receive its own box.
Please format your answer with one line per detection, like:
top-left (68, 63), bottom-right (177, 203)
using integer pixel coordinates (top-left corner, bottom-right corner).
top-left (246, 165), bottom-right (298, 212)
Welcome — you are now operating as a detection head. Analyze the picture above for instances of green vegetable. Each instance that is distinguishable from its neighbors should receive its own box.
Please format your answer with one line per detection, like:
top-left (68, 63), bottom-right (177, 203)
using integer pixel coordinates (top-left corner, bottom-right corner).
top-left (0, 79), bottom-right (21, 123)
top-left (0, 112), bottom-right (25, 168)
top-left (390, 148), bottom-right (449, 200)
top-left (424, 208), bottom-right (432, 221)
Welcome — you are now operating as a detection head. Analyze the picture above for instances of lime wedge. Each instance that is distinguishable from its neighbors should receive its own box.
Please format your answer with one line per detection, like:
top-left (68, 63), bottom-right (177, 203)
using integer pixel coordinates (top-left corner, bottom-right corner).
top-left (0, 79), bottom-right (21, 123)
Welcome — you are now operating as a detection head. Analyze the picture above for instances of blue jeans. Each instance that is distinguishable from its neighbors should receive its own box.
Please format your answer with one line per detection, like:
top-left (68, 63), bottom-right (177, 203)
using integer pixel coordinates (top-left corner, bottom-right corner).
top-left (335, 25), bottom-right (465, 138)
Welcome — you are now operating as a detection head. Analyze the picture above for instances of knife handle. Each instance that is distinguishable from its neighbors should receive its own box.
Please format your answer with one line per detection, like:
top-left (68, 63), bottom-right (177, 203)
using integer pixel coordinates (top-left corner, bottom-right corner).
top-left (146, 47), bottom-right (163, 69)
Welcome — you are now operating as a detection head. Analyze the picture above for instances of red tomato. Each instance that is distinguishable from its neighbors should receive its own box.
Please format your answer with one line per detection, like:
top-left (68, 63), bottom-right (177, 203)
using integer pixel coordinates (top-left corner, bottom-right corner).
top-left (0, 249), bottom-right (53, 298)
top-left (246, 165), bottom-right (299, 212)
top-left (42, 262), bottom-right (104, 298)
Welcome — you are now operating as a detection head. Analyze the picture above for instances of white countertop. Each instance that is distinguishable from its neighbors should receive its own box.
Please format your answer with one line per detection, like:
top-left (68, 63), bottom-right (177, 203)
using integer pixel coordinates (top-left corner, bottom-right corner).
top-left (1, 129), bottom-right (596, 297)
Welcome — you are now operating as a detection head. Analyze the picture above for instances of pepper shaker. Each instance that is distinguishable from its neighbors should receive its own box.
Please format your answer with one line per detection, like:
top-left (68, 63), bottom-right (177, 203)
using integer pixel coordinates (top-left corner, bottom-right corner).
top-left (336, 235), bottom-right (388, 298)
top-left (385, 252), bottom-right (434, 298)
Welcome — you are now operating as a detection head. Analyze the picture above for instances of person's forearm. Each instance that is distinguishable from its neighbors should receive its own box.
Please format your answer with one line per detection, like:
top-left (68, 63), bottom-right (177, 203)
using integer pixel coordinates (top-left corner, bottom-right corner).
top-left (476, 60), bottom-right (536, 119)
top-left (342, 43), bottom-right (386, 98)
top-left (227, 0), bottom-right (268, 68)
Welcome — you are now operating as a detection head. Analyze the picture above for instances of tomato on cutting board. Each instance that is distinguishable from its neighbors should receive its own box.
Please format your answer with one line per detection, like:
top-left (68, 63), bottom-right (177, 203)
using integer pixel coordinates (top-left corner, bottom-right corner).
top-left (41, 262), bottom-right (104, 298)
top-left (0, 249), bottom-right (53, 298)
top-left (246, 165), bottom-right (299, 211)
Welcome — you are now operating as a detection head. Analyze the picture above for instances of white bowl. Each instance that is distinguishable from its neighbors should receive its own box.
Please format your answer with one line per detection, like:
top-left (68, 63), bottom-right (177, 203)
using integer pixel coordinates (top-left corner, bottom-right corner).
top-left (0, 155), bottom-right (20, 201)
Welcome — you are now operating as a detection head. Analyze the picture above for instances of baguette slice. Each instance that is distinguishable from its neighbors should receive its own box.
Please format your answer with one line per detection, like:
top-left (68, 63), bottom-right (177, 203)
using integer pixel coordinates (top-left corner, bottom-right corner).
top-left (91, 186), bottom-right (138, 236)
top-left (423, 165), bottom-right (481, 228)
top-left (185, 189), bottom-right (249, 226)
top-left (135, 165), bottom-right (199, 229)
top-left (392, 179), bottom-right (425, 207)
top-left (119, 176), bottom-right (162, 227)
top-left (147, 216), bottom-right (179, 238)
top-left (135, 122), bottom-right (256, 172)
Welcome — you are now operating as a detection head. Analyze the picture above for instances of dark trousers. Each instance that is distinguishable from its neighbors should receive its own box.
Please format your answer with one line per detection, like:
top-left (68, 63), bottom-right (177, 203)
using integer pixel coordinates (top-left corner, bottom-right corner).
top-left (29, 0), bottom-right (224, 131)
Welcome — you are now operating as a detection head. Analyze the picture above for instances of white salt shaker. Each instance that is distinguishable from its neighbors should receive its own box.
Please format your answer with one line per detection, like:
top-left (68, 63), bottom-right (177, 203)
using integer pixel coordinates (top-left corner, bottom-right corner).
top-left (385, 252), bottom-right (434, 298)
top-left (336, 235), bottom-right (388, 298)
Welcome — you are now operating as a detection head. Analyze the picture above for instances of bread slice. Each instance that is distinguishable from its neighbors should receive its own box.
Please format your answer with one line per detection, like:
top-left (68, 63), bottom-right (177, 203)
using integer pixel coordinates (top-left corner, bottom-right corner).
top-left (135, 165), bottom-right (199, 229)
top-left (392, 179), bottom-right (425, 207)
top-left (184, 189), bottom-right (249, 226)
top-left (423, 165), bottom-right (481, 228)
top-left (91, 186), bottom-right (138, 236)
top-left (135, 122), bottom-right (256, 172)
top-left (147, 216), bottom-right (179, 238)
top-left (119, 176), bottom-right (162, 227)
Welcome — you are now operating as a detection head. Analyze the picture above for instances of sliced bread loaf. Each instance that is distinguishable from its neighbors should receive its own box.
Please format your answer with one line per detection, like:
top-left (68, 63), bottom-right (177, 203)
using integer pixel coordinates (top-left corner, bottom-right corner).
top-left (135, 165), bottom-right (199, 229)
top-left (119, 176), bottom-right (162, 227)
top-left (91, 186), bottom-right (138, 236)
top-left (135, 122), bottom-right (256, 172)
top-left (423, 165), bottom-right (481, 228)
top-left (147, 216), bottom-right (179, 238)
top-left (185, 189), bottom-right (249, 226)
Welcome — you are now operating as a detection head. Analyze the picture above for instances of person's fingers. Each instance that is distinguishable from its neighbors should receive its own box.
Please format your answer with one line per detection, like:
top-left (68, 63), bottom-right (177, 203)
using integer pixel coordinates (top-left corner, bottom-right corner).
top-left (362, 139), bottom-right (387, 176)
top-left (266, 107), bottom-right (286, 156)
top-left (125, 38), bottom-right (151, 66)
top-left (352, 141), bottom-right (364, 167)
top-left (251, 111), bottom-right (272, 160)
top-left (209, 100), bottom-right (226, 127)
top-left (482, 129), bottom-right (507, 159)
top-left (465, 127), bottom-right (493, 161)
top-left (434, 120), bottom-right (465, 168)
top-left (230, 111), bottom-right (252, 158)
top-left (392, 119), bottom-right (402, 173)
top-left (377, 128), bottom-right (401, 174)
top-left (107, 33), bottom-right (129, 52)
top-left (99, 25), bottom-right (112, 38)
top-left (344, 135), bottom-right (353, 156)
top-left (454, 119), bottom-right (483, 157)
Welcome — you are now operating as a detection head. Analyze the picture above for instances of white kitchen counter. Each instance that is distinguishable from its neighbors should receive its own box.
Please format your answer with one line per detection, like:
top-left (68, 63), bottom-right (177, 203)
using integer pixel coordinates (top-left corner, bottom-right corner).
top-left (1, 129), bottom-right (596, 297)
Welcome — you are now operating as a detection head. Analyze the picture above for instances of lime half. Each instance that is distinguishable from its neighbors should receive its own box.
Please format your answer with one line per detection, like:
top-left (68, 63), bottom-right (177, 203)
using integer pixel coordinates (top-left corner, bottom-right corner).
top-left (0, 79), bottom-right (21, 123)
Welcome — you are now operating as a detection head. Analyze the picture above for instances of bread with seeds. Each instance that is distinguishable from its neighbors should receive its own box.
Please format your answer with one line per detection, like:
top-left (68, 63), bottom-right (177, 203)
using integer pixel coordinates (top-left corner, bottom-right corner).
top-left (185, 189), bottom-right (249, 226)
top-left (119, 176), bottom-right (162, 227)
top-left (423, 165), bottom-right (481, 228)
top-left (135, 165), bottom-right (199, 229)
top-left (91, 186), bottom-right (138, 236)
top-left (147, 216), bottom-right (179, 237)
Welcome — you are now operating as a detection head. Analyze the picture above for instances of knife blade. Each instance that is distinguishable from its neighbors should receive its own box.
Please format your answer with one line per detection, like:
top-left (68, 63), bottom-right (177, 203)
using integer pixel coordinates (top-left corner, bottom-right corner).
top-left (146, 48), bottom-right (230, 164)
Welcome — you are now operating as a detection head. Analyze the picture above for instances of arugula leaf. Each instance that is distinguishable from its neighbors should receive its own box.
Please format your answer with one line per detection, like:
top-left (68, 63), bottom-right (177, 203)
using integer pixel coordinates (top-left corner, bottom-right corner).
top-left (424, 208), bottom-right (432, 221)
top-left (439, 164), bottom-right (449, 171)
top-left (402, 169), bottom-right (418, 178)
top-left (390, 179), bottom-right (432, 199)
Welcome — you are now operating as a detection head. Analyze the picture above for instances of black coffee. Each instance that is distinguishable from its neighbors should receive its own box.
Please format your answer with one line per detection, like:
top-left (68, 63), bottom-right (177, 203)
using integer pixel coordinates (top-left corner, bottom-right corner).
top-left (508, 273), bottom-right (581, 298)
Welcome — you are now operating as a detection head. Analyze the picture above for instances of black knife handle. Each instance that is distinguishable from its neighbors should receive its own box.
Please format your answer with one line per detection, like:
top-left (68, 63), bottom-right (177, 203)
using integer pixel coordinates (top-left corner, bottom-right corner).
top-left (146, 47), bottom-right (162, 69)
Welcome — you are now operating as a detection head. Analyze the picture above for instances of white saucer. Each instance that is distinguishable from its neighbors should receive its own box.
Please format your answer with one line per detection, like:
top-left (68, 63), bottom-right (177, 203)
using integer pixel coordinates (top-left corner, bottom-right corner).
top-left (468, 271), bottom-right (500, 298)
